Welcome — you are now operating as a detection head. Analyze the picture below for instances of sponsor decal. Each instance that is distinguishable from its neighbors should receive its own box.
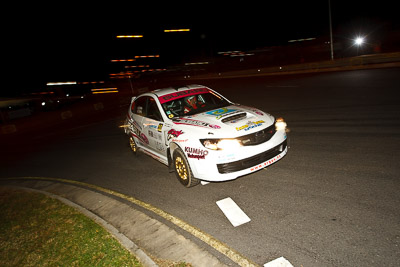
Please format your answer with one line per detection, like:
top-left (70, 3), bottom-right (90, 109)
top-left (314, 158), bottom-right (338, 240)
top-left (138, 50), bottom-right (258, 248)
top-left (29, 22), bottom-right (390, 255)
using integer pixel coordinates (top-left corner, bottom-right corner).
top-left (187, 154), bottom-right (206, 160)
top-left (167, 129), bottom-right (184, 140)
top-left (140, 133), bottom-right (149, 144)
top-left (185, 147), bottom-right (209, 160)
top-left (171, 139), bottom-right (188, 143)
top-left (157, 123), bottom-right (163, 132)
top-left (129, 118), bottom-right (144, 141)
top-left (155, 141), bottom-right (165, 152)
top-left (159, 88), bottom-right (209, 104)
top-left (236, 120), bottom-right (265, 131)
top-left (148, 130), bottom-right (162, 140)
top-left (250, 154), bottom-right (282, 171)
top-left (216, 153), bottom-right (236, 163)
top-left (173, 118), bottom-right (221, 129)
top-left (206, 108), bottom-right (237, 119)
top-left (129, 118), bottom-right (142, 132)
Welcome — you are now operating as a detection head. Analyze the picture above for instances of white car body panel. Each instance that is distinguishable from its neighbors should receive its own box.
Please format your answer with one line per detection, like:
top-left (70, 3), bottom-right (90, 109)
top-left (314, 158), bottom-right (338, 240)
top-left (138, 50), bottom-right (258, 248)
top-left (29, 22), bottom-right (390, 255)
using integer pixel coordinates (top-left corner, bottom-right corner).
top-left (125, 85), bottom-right (288, 182)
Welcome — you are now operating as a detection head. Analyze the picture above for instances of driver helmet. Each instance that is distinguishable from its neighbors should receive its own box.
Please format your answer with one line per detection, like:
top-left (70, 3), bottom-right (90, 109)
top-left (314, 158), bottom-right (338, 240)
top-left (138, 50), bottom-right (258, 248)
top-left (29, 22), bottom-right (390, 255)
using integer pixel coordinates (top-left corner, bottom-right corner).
top-left (186, 95), bottom-right (198, 109)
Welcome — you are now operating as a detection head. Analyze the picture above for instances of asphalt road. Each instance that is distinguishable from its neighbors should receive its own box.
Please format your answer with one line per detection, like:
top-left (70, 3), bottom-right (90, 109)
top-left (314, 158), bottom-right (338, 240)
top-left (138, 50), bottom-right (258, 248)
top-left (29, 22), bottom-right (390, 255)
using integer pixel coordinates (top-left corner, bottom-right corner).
top-left (2, 68), bottom-right (400, 266)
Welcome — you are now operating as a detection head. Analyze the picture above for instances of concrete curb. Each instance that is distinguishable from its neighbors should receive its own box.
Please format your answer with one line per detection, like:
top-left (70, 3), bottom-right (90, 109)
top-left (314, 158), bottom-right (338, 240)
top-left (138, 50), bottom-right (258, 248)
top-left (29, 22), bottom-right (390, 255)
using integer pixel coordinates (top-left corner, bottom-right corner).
top-left (1, 180), bottom-right (229, 267)
top-left (2, 185), bottom-right (158, 267)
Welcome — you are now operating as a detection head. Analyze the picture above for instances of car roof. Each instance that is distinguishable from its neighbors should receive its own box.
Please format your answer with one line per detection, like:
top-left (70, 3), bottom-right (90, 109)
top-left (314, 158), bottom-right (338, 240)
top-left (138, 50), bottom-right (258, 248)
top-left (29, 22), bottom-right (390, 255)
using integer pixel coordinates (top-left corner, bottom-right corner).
top-left (150, 84), bottom-right (210, 98)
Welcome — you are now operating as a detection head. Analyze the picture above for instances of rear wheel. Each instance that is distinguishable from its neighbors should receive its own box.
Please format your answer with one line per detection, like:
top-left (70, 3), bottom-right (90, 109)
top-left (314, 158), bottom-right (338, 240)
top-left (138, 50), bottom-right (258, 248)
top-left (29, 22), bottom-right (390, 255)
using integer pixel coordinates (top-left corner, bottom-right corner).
top-left (173, 148), bottom-right (199, 188)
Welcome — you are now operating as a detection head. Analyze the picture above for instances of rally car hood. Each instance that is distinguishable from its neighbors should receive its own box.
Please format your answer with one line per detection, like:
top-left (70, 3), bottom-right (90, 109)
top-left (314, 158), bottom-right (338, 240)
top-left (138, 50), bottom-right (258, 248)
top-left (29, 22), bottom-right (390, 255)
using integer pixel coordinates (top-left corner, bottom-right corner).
top-left (171, 105), bottom-right (275, 138)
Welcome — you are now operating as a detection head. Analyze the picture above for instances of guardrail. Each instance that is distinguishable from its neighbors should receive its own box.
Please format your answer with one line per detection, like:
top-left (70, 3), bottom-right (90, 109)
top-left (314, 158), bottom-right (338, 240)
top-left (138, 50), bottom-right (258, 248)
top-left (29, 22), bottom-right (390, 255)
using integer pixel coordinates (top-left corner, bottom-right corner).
top-left (185, 52), bottom-right (400, 80)
top-left (0, 95), bottom-right (125, 139)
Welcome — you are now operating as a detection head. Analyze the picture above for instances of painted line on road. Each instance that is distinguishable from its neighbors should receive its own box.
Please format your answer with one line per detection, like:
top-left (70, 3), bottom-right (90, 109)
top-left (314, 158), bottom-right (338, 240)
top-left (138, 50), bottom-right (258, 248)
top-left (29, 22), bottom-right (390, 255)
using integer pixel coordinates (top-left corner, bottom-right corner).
top-left (216, 197), bottom-right (251, 227)
top-left (264, 256), bottom-right (294, 267)
top-left (4, 176), bottom-right (259, 267)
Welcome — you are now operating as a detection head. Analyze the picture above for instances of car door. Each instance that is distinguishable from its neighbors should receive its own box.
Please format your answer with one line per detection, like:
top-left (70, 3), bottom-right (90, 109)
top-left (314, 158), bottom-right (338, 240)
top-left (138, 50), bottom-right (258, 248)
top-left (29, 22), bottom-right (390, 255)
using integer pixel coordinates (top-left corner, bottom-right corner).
top-left (141, 97), bottom-right (168, 160)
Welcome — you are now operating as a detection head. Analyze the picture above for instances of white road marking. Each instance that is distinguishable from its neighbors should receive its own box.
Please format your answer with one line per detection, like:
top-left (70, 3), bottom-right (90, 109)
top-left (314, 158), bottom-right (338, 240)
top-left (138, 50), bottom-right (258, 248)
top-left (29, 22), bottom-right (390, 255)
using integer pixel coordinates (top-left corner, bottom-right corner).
top-left (264, 256), bottom-right (294, 267)
top-left (216, 197), bottom-right (251, 227)
top-left (201, 181), bottom-right (209, 185)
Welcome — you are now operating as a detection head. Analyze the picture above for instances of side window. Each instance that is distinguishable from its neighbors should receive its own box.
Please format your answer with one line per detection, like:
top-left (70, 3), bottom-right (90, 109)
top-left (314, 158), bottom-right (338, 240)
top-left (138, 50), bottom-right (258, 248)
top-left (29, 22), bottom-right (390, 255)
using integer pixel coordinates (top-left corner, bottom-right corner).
top-left (147, 97), bottom-right (163, 121)
top-left (133, 96), bottom-right (148, 116)
top-left (130, 100), bottom-right (136, 113)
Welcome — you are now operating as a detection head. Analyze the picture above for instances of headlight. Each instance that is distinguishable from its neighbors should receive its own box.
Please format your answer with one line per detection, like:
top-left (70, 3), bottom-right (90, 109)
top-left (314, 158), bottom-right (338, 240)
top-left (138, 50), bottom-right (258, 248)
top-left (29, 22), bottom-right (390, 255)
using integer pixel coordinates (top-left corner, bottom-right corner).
top-left (275, 117), bottom-right (287, 131)
top-left (201, 139), bottom-right (242, 151)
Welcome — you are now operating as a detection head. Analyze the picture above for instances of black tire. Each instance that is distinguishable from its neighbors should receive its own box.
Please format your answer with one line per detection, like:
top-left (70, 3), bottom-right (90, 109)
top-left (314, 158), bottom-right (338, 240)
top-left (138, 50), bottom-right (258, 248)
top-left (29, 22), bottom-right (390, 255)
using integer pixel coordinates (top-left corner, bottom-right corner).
top-left (173, 148), bottom-right (200, 188)
top-left (129, 136), bottom-right (138, 155)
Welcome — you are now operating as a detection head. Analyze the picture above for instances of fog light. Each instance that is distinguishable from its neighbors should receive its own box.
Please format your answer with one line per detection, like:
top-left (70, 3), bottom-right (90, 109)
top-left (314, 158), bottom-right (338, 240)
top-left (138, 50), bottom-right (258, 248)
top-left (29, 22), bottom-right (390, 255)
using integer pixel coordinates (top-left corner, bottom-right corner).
top-left (275, 117), bottom-right (287, 131)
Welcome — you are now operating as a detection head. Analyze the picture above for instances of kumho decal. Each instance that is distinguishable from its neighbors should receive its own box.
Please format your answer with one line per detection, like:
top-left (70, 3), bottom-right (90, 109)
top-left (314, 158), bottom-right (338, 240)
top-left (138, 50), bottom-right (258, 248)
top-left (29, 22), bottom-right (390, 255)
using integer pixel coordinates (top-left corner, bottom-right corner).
top-left (236, 120), bottom-right (265, 131)
top-left (185, 147), bottom-right (209, 160)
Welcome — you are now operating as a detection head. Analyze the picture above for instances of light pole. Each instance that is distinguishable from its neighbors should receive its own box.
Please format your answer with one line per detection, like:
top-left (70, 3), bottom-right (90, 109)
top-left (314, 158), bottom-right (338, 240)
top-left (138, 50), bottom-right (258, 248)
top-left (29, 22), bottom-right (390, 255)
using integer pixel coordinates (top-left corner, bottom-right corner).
top-left (328, 0), bottom-right (334, 60)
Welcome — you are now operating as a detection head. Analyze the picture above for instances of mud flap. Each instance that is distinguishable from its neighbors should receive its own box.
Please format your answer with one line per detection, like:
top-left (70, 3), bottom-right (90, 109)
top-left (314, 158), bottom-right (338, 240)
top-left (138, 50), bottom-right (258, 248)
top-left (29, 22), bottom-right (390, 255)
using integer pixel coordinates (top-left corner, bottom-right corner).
top-left (167, 148), bottom-right (175, 173)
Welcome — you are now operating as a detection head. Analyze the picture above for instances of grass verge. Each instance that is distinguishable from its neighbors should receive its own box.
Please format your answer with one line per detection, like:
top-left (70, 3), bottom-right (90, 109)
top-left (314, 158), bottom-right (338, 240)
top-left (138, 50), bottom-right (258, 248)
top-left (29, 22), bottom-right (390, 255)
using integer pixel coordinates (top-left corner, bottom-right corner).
top-left (0, 188), bottom-right (142, 266)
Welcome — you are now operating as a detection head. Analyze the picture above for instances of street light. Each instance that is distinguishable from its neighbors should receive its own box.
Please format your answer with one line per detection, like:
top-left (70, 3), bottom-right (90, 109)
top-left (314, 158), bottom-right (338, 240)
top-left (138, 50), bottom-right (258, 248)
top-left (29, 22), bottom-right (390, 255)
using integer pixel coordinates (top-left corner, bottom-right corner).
top-left (354, 36), bottom-right (365, 46)
top-left (164, 29), bottom-right (190, 33)
top-left (353, 36), bottom-right (366, 56)
top-left (116, 35), bottom-right (143, 38)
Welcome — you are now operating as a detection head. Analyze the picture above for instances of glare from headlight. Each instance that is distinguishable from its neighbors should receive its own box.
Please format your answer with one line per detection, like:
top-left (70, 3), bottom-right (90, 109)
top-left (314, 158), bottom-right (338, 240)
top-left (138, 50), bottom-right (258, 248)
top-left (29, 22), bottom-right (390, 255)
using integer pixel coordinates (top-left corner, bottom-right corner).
top-left (201, 139), bottom-right (242, 150)
top-left (275, 117), bottom-right (287, 131)
top-left (202, 140), bottom-right (219, 150)
top-left (217, 139), bottom-right (242, 150)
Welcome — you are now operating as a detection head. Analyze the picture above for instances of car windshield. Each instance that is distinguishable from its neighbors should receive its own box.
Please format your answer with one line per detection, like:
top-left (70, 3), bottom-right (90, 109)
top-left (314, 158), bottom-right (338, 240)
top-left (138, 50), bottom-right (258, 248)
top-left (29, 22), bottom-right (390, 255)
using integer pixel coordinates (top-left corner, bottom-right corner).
top-left (160, 90), bottom-right (230, 119)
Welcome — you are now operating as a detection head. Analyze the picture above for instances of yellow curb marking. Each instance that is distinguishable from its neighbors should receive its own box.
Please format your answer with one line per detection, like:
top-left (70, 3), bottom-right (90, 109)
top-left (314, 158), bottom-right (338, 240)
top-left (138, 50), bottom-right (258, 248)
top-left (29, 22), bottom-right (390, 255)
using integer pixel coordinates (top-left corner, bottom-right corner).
top-left (5, 176), bottom-right (259, 267)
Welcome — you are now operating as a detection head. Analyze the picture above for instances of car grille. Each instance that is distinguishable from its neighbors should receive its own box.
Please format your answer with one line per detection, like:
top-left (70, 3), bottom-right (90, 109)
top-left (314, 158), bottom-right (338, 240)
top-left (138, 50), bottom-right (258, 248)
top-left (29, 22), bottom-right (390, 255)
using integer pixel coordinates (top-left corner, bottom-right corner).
top-left (237, 124), bottom-right (276, 146)
top-left (217, 140), bottom-right (287, 174)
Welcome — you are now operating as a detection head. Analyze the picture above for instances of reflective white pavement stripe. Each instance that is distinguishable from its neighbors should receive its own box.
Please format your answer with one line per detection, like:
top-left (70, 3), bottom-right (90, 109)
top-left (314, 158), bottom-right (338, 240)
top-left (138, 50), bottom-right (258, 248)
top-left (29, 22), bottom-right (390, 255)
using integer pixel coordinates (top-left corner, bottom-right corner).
top-left (5, 177), bottom-right (259, 267)
top-left (264, 257), bottom-right (294, 267)
top-left (216, 197), bottom-right (251, 227)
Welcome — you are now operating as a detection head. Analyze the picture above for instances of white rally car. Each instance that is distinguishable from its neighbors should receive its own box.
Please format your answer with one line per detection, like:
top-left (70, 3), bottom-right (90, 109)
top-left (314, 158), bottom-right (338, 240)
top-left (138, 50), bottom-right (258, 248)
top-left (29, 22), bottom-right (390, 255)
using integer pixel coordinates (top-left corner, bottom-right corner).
top-left (125, 85), bottom-right (288, 187)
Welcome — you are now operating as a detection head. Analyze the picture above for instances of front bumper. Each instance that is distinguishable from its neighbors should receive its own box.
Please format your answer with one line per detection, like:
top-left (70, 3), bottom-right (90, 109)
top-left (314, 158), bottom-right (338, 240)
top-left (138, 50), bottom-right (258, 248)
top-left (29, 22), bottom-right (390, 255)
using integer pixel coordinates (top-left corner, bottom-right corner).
top-left (189, 131), bottom-right (288, 182)
top-left (217, 140), bottom-right (287, 174)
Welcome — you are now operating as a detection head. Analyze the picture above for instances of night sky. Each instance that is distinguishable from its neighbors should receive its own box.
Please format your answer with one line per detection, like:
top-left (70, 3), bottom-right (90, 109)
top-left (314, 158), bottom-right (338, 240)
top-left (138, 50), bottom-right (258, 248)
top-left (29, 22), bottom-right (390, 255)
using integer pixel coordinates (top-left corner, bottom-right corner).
top-left (4, 1), bottom-right (399, 96)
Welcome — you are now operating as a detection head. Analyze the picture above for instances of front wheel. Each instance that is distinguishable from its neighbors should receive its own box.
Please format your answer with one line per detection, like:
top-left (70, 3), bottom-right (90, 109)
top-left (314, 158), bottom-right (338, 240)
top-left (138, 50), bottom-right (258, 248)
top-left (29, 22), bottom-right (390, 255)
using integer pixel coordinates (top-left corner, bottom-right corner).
top-left (173, 148), bottom-right (199, 188)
